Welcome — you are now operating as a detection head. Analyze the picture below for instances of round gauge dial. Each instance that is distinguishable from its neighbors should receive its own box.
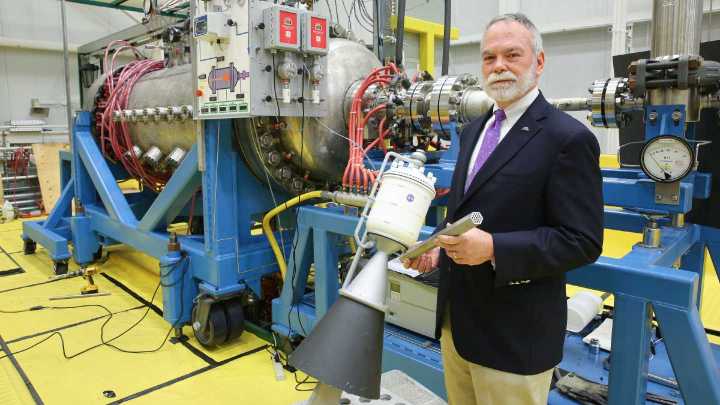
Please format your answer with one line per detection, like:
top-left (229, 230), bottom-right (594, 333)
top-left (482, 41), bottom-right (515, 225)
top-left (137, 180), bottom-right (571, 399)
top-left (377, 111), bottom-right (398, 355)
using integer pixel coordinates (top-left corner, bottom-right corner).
top-left (640, 135), bottom-right (694, 183)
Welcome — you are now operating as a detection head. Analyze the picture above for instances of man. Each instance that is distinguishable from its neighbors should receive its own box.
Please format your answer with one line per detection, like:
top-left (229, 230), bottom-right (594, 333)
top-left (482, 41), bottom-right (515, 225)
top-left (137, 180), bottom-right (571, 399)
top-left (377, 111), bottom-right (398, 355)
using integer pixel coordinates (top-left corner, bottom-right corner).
top-left (404, 13), bottom-right (603, 405)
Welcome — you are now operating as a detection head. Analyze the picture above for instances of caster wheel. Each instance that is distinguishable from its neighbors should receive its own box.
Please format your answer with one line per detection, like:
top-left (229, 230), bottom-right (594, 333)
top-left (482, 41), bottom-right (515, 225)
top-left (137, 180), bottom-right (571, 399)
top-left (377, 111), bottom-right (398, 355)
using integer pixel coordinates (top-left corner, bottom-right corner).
top-left (190, 217), bottom-right (204, 235)
top-left (93, 246), bottom-right (104, 262)
top-left (53, 261), bottom-right (68, 275)
top-left (192, 304), bottom-right (228, 347)
top-left (23, 239), bottom-right (36, 255)
top-left (223, 299), bottom-right (245, 342)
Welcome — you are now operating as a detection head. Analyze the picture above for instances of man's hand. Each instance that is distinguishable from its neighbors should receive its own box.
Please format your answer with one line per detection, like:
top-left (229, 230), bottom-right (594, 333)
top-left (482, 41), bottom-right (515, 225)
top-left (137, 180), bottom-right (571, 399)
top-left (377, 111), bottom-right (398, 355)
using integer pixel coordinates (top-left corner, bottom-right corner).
top-left (402, 246), bottom-right (440, 273)
top-left (437, 228), bottom-right (494, 266)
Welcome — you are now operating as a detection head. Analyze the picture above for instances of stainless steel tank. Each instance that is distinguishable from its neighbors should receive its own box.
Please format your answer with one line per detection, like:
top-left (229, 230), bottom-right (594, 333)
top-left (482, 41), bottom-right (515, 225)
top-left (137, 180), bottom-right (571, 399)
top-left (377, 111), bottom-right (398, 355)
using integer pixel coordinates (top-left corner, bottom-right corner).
top-left (125, 64), bottom-right (195, 153)
top-left (270, 39), bottom-right (382, 183)
top-left (88, 38), bottom-right (382, 193)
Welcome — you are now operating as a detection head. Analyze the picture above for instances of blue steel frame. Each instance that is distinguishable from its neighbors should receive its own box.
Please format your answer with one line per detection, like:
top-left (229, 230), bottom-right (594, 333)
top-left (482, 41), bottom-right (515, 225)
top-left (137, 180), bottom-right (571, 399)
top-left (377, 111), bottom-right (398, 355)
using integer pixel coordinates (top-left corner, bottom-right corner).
top-left (273, 106), bottom-right (720, 403)
top-left (22, 112), bottom-right (289, 326)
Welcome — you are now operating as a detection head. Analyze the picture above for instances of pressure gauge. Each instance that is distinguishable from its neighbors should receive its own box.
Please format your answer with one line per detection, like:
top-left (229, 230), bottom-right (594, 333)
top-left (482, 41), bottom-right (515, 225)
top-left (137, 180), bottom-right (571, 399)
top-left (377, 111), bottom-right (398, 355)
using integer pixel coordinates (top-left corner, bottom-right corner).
top-left (640, 135), bottom-right (695, 183)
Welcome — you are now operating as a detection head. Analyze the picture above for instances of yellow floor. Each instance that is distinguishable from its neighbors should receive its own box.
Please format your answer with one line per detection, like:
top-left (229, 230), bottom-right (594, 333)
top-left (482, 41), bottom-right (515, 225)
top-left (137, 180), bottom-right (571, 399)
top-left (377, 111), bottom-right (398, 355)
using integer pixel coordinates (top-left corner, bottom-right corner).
top-left (0, 219), bottom-right (311, 405)
top-left (1, 212), bottom-right (719, 403)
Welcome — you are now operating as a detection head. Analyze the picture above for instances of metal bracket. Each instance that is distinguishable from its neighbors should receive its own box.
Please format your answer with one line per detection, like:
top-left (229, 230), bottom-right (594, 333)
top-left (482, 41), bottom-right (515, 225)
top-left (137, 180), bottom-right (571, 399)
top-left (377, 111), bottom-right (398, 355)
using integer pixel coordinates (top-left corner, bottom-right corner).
top-left (678, 55), bottom-right (690, 90)
top-left (193, 295), bottom-right (216, 335)
top-left (655, 181), bottom-right (681, 205)
top-left (636, 59), bottom-right (647, 96)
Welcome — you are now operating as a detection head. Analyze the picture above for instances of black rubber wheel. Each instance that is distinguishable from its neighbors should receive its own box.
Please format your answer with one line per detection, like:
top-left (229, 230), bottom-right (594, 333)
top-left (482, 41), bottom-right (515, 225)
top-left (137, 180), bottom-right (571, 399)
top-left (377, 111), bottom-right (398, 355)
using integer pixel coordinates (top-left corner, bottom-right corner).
top-left (223, 299), bottom-right (245, 342)
top-left (93, 246), bottom-right (104, 262)
top-left (53, 261), bottom-right (68, 275)
top-left (23, 239), bottom-right (36, 255)
top-left (192, 304), bottom-right (229, 347)
top-left (189, 217), bottom-right (204, 235)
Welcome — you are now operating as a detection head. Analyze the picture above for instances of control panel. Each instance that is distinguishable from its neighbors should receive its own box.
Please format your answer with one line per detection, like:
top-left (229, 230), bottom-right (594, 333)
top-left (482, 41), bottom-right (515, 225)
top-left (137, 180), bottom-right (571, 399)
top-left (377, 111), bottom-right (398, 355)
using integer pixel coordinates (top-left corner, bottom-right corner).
top-left (192, 0), bottom-right (329, 119)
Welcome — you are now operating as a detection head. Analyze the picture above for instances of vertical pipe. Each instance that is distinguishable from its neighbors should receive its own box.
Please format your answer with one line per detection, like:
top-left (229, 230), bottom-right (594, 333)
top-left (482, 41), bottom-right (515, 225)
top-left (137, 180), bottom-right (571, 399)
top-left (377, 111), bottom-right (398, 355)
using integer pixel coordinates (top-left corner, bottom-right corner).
top-left (395, 0), bottom-right (406, 66)
top-left (650, 0), bottom-right (703, 58)
top-left (441, 0), bottom-right (451, 75)
top-left (60, 0), bottom-right (74, 144)
top-left (373, 0), bottom-right (384, 62)
top-left (606, 0), bottom-right (627, 155)
top-left (649, 0), bottom-right (704, 121)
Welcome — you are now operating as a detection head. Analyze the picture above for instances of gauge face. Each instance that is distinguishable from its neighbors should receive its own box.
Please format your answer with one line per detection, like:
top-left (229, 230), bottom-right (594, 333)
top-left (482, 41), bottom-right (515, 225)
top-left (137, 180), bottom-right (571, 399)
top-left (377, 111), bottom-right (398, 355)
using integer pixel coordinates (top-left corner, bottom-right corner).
top-left (640, 135), bottom-right (694, 183)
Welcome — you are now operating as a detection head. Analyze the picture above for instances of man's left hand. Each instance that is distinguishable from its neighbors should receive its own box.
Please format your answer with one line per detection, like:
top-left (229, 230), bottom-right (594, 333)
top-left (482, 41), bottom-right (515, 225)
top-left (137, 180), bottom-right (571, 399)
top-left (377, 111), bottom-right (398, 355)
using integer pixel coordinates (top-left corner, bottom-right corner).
top-left (437, 228), bottom-right (494, 266)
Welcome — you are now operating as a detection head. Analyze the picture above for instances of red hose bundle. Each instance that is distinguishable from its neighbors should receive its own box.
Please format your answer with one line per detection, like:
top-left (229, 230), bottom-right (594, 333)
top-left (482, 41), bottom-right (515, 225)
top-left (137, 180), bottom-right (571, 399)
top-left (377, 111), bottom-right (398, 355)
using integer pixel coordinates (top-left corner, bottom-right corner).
top-left (343, 63), bottom-right (400, 191)
top-left (97, 41), bottom-right (168, 191)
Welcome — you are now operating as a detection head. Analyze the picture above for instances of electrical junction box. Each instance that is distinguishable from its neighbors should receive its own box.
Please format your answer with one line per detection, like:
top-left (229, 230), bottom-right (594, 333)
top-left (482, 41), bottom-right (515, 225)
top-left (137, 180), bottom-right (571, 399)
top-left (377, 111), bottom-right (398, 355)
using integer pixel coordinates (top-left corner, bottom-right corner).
top-left (300, 12), bottom-right (329, 55)
top-left (386, 265), bottom-right (438, 339)
top-left (263, 6), bottom-right (300, 51)
top-left (191, 0), bottom-right (328, 119)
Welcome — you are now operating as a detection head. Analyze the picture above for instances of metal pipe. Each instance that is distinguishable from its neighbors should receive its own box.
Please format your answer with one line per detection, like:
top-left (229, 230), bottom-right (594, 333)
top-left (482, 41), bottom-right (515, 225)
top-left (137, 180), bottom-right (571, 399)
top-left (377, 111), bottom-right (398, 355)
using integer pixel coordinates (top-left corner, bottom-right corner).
top-left (2, 175), bottom-right (38, 181)
top-left (9, 199), bottom-right (40, 206)
top-left (4, 187), bottom-right (40, 193)
top-left (651, 0), bottom-right (703, 58)
top-left (4, 193), bottom-right (42, 201)
top-left (395, 0), bottom-right (406, 67)
top-left (672, 213), bottom-right (686, 228)
top-left (320, 191), bottom-right (369, 208)
top-left (60, 0), bottom-right (74, 145)
top-left (649, 0), bottom-right (704, 121)
top-left (547, 97), bottom-right (591, 112)
top-left (0, 146), bottom-right (32, 151)
top-left (372, 0), bottom-right (383, 61)
top-left (441, 0), bottom-right (451, 75)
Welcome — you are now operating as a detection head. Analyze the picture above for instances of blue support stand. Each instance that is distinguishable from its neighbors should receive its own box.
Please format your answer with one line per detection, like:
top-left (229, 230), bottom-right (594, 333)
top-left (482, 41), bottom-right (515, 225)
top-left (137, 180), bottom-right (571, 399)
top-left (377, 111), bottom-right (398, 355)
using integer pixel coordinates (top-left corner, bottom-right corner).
top-left (23, 112), bottom-right (288, 327)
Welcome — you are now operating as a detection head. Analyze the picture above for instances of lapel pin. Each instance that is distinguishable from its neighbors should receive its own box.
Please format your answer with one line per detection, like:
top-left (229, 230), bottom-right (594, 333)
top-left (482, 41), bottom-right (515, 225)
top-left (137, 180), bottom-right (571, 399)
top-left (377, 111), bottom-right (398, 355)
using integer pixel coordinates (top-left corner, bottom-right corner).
top-left (521, 126), bottom-right (530, 132)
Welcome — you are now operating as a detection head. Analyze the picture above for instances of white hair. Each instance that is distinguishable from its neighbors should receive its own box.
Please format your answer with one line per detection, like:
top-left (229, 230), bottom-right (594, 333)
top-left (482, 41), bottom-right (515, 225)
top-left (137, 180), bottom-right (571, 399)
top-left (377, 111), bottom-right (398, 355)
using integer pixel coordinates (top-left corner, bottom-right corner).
top-left (484, 13), bottom-right (543, 55)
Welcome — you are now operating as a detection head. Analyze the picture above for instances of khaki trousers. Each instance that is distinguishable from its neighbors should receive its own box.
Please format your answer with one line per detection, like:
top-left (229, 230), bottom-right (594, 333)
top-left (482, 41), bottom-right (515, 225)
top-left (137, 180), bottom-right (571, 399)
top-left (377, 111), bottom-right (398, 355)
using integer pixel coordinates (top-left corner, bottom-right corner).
top-left (440, 309), bottom-right (553, 405)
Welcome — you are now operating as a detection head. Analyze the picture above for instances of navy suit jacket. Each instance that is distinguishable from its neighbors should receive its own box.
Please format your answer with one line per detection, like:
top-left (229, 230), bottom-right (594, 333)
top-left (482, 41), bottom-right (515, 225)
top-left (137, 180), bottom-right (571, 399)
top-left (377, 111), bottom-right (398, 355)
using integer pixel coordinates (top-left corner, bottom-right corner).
top-left (435, 92), bottom-right (604, 375)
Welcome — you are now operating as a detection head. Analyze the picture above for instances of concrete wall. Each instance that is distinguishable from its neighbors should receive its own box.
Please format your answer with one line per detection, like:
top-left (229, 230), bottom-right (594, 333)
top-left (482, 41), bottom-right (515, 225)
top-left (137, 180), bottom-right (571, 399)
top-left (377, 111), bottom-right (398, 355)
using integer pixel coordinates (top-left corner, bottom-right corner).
top-left (0, 0), bottom-right (140, 127)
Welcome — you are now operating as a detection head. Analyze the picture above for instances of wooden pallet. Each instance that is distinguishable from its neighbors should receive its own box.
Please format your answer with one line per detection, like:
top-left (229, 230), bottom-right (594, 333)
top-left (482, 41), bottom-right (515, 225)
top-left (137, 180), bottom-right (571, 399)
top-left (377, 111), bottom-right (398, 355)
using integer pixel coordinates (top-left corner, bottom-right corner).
top-left (32, 143), bottom-right (70, 212)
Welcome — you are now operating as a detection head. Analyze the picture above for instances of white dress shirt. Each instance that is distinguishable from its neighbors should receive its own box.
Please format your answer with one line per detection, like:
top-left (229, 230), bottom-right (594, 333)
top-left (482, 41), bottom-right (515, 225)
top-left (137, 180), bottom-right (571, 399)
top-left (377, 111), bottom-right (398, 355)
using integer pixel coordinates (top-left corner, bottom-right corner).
top-left (466, 87), bottom-right (540, 179)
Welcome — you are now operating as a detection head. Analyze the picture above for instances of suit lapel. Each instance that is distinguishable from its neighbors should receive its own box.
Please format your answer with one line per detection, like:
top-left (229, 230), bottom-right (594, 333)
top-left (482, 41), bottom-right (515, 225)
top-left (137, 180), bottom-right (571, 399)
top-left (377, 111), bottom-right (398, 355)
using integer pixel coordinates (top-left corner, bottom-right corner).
top-left (458, 95), bottom-right (550, 208)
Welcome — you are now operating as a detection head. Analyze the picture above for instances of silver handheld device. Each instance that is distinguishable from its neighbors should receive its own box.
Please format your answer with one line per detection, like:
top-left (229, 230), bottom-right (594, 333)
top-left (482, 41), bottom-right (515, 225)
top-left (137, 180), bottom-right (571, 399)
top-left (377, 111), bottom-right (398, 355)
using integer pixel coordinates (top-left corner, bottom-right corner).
top-left (399, 212), bottom-right (484, 261)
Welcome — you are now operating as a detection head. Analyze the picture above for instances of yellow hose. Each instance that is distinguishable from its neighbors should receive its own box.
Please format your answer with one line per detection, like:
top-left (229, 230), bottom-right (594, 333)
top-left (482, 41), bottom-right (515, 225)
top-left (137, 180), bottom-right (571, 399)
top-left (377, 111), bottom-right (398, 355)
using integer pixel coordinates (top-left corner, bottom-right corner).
top-left (262, 191), bottom-right (325, 280)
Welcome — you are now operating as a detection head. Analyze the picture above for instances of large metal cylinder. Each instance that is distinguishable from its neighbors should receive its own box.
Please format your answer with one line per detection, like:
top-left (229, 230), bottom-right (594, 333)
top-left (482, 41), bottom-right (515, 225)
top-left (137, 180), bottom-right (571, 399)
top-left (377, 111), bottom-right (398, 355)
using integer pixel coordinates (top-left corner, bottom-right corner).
top-left (89, 39), bottom-right (383, 193)
top-left (651, 0), bottom-right (703, 58)
top-left (277, 40), bottom-right (382, 181)
top-left (125, 64), bottom-right (195, 154)
top-left (649, 0), bottom-right (704, 120)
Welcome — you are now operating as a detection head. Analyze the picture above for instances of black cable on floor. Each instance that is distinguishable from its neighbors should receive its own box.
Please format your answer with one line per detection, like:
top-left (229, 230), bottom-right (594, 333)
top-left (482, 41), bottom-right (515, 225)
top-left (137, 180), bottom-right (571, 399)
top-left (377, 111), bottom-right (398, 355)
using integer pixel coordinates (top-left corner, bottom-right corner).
top-left (0, 257), bottom-right (187, 360)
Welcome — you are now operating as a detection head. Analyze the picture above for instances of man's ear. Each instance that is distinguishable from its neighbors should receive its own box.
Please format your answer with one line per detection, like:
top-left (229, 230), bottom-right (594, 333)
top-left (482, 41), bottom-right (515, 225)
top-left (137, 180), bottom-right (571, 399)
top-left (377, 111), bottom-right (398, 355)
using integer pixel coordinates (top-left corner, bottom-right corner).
top-left (536, 50), bottom-right (545, 76)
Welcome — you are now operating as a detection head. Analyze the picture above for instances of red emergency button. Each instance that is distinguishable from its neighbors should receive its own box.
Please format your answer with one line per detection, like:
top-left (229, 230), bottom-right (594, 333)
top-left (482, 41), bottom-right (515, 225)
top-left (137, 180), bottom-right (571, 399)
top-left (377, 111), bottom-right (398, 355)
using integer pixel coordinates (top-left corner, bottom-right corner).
top-left (196, 89), bottom-right (204, 97)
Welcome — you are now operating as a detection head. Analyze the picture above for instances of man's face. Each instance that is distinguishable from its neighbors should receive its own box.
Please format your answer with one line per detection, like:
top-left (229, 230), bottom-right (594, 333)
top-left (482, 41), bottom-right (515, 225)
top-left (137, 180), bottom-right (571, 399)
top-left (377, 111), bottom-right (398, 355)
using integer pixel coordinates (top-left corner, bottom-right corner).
top-left (481, 20), bottom-right (545, 106)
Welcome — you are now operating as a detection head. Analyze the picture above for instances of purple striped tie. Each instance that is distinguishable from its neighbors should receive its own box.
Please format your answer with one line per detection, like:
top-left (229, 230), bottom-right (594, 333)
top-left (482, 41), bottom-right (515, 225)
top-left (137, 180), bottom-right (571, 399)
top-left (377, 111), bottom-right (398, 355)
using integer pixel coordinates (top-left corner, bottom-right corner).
top-left (465, 109), bottom-right (506, 193)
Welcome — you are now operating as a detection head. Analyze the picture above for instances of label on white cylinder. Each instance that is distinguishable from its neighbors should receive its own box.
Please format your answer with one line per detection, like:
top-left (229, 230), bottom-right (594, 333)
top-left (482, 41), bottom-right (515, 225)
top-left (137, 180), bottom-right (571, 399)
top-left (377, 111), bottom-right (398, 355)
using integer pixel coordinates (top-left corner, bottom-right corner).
top-left (312, 88), bottom-right (320, 104)
top-left (367, 169), bottom-right (436, 249)
top-left (282, 86), bottom-right (291, 104)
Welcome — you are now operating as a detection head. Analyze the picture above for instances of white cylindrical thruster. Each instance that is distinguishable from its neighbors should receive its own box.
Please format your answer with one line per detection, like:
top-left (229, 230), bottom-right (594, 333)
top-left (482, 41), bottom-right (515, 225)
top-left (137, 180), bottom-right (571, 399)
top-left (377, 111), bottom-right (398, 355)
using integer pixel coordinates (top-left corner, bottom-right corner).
top-left (366, 161), bottom-right (436, 251)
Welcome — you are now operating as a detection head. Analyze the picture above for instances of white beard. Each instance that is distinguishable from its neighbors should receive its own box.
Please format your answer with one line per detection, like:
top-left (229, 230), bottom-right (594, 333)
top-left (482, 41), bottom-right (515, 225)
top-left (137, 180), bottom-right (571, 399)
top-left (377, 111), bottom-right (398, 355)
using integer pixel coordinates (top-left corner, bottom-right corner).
top-left (483, 63), bottom-right (537, 105)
